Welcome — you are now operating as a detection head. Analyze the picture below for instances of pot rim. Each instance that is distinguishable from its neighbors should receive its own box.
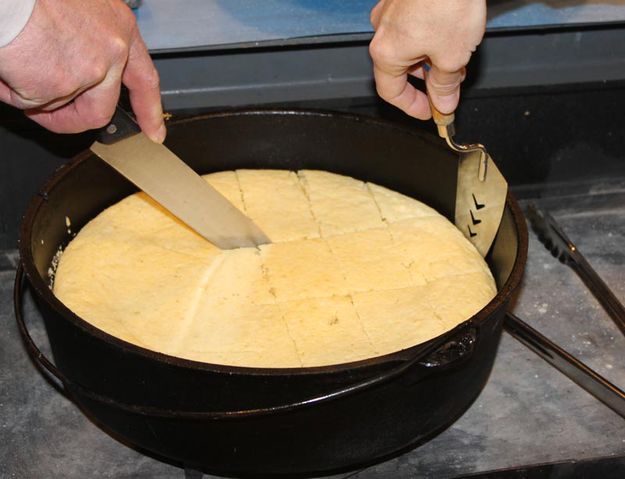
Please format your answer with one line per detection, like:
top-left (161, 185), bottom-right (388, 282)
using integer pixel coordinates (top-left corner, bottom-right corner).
top-left (17, 107), bottom-right (528, 377)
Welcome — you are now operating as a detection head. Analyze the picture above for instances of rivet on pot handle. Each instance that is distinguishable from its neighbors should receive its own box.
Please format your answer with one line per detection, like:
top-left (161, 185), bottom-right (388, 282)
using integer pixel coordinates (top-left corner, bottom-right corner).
top-left (419, 328), bottom-right (477, 368)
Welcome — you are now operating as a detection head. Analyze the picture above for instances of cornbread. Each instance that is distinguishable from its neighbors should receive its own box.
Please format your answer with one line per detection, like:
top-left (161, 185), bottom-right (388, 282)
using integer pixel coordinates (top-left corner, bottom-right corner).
top-left (53, 170), bottom-right (496, 367)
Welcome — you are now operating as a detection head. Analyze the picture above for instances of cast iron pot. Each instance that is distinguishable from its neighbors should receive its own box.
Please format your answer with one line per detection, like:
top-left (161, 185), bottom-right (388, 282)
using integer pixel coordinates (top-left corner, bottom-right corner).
top-left (15, 109), bottom-right (527, 476)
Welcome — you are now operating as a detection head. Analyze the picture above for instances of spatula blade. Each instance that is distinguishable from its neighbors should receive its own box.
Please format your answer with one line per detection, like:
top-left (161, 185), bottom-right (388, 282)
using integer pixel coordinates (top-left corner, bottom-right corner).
top-left (455, 150), bottom-right (507, 257)
top-left (91, 134), bottom-right (270, 250)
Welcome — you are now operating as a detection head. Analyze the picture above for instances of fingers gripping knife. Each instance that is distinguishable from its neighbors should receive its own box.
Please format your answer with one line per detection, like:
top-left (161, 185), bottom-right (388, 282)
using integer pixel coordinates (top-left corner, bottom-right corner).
top-left (430, 104), bottom-right (508, 257)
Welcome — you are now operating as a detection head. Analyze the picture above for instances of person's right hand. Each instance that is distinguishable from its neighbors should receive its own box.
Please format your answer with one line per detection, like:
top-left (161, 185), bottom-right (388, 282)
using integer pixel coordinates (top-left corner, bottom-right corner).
top-left (369, 0), bottom-right (486, 120)
top-left (0, 0), bottom-right (165, 142)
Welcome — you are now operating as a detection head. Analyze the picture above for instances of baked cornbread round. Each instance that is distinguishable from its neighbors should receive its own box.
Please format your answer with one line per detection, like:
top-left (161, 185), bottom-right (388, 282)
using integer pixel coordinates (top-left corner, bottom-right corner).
top-left (53, 170), bottom-right (496, 368)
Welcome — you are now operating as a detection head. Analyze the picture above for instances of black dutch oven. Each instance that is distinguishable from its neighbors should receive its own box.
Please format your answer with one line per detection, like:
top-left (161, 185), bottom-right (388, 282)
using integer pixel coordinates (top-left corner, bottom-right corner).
top-left (15, 109), bottom-right (527, 476)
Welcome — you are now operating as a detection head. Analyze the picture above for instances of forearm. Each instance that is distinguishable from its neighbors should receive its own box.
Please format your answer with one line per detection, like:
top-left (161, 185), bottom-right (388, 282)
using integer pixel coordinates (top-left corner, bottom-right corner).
top-left (0, 0), bottom-right (36, 47)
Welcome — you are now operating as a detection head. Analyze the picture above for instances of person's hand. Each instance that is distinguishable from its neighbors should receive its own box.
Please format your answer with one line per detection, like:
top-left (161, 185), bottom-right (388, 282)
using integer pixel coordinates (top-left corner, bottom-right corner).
top-left (369, 0), bottom-right (486, 120)
top-left (0, 0), bottom-right (165, 142)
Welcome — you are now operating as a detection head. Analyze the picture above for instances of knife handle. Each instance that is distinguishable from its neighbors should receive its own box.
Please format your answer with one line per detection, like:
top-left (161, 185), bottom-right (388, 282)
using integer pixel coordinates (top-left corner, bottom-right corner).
top-left (429, 97), bottom-right (456, 139)
top-left (96, 106), bottom-right (141, 145)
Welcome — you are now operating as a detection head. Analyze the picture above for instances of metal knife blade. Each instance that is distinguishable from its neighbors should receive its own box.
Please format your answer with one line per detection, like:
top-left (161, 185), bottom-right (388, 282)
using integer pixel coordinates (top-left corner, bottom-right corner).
top-left (91, 107), bottom-right (270, 250)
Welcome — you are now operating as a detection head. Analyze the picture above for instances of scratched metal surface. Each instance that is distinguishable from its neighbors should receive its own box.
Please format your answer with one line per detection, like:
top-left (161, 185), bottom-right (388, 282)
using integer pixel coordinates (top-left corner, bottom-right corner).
top-left (1, 179), bottom-right (625, 478)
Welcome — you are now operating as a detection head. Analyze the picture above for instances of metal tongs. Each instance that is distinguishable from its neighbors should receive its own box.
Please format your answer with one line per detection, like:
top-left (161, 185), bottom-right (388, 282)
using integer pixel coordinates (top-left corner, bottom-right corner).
top-left (504, 204), bottom-right (625, 418)
top-left (527, 204), bottom-right (625, 333)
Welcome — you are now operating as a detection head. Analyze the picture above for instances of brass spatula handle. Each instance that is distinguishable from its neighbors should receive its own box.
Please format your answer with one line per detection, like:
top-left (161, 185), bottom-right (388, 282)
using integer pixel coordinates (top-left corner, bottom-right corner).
top-left (429, 99), bottom-right (456, 140)
top-left (426, 89), bottom-right (488, 181)
top-left (424, 73), bottom-right (457, 141)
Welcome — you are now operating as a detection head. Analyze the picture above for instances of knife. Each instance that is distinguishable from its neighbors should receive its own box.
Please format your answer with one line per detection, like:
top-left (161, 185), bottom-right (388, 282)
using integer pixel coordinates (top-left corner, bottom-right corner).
top-left (90, 107), bottom-right (271, 249)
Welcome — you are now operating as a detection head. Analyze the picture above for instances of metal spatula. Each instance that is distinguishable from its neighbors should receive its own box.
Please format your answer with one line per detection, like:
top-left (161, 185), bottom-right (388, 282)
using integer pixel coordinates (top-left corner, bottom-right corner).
top-left (429, 103), bottom-right (508, 257)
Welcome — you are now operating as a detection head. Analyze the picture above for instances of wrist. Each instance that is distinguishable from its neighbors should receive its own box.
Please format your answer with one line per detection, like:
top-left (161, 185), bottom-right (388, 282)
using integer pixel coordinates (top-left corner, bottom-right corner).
top-left (0, 0), bottom-right (37, 48)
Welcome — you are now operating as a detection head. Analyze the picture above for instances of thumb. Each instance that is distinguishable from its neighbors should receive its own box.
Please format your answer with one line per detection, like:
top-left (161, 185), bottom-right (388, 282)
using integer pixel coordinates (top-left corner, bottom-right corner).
top-left (0, 80), bottom-right (13, 106)
top-left (425, 64), bottom-right (465, 115)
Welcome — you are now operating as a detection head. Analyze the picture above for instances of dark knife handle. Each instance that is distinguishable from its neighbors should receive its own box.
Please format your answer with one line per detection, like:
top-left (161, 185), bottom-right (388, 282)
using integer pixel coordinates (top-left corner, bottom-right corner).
top-left (96, 106), bottom-right (141, 145)
top-left (569, 253), bottom-right (625, 337)
top-left (505, 312), bottom-right (625, 419)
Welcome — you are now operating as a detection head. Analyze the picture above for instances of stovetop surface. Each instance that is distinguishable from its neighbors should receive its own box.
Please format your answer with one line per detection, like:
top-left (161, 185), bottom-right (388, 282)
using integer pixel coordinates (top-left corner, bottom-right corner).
top-left (1, 179), bottom-right (624, 479)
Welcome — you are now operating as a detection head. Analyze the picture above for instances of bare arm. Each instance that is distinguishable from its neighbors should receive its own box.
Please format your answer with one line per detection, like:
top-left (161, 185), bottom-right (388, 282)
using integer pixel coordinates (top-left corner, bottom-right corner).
top-left (0, 0), bottom-right (165, 142)
top-left (369, 0), bottom-right (486, 119)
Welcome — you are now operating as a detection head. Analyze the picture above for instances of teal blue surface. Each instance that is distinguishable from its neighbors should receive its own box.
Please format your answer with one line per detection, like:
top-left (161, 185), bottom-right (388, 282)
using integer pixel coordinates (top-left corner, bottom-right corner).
top-left (488, 1), bottom-right (625, 29)
top-left (136, 0), bottom-right (625, 51)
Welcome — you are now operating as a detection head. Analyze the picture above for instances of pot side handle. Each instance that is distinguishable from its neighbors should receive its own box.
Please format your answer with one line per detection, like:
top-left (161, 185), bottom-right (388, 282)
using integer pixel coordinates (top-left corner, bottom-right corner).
top-left (13, 265), bottom-right (69, 397)
top-left (419, 328), bottom-right (477, 368)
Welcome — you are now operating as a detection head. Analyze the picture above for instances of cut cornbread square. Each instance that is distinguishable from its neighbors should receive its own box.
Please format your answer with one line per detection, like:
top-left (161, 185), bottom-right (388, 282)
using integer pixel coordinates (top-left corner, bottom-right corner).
top-left (180, 301), bottom-right (301, 367)
top-left (392, 216), bottom-right (479, 257)
top-left (204, 170), bottom-right (246, 212)
top-left (388, 228), bottom-right (463, 281)
top-left (388, 217), bottom-right (487, 282)
top-left (390, 215), bottom-right (464, 240)
top-left (421, 253), bottom-right (492, 282)
top-left (352, 287), bottom-right (447, 355)
top-left (327, 228), bottom-right (413, 293)
top-left (260, 238), bottom-right (349, 302)
top-left (203, 247), bottom-right (275, 305)
top-left (388, 218), bottom-right (456, 264)
top-left (237, 169), bottom-right (319, 242)
top-left (425, 272), bottom-right (496, 329)
top-left (280, 295), bottom-right (377, 366)
top-left (367, 183), bottom-right (439, 223)
top-left (298, 170), bottom-right (384, 237)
